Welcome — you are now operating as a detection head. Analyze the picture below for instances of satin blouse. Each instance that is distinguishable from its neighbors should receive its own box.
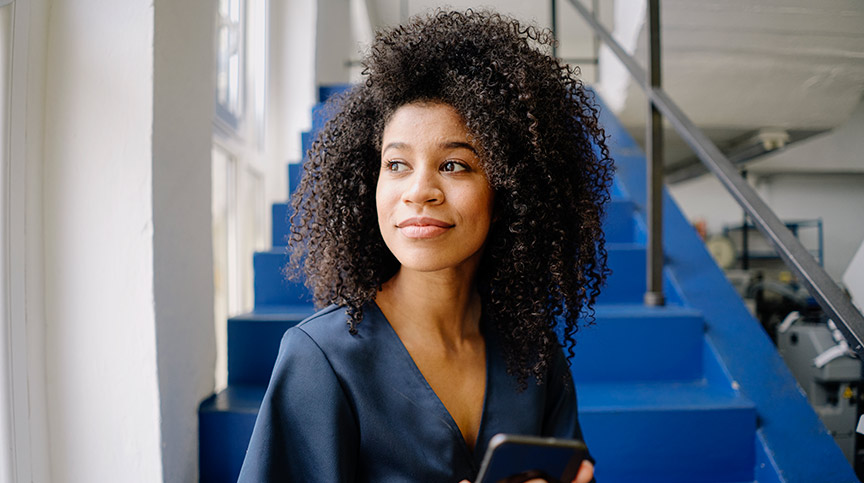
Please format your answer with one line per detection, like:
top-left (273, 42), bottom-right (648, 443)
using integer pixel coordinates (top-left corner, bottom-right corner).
top-left (238, 303), bottom-right (589, 482)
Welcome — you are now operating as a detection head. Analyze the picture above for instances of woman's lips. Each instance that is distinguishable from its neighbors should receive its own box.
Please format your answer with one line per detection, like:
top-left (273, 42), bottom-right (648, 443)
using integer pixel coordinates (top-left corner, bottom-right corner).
top-left (396, 217), bottom-right (454, 239)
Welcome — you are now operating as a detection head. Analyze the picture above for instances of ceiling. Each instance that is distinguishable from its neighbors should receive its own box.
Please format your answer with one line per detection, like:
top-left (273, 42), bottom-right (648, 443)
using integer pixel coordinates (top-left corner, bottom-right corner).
top-left (363, 0), bottom-right (609, 81)
top-left (362, 0), bottom-right (864, 177)
top-left (607, 0), bottom-right (864, 178)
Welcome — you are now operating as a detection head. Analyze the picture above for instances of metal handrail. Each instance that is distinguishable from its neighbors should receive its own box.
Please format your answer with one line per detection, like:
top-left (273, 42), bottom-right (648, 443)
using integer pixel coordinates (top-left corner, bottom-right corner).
top-left (565, 0), bottom-right (864, 356)
top-left (644, 0), bottom-right (664, 306)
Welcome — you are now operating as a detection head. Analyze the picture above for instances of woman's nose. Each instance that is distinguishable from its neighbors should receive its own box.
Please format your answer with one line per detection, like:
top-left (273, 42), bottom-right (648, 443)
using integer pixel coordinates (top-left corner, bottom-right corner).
top-left (402, 168), bottom-right (444, 205)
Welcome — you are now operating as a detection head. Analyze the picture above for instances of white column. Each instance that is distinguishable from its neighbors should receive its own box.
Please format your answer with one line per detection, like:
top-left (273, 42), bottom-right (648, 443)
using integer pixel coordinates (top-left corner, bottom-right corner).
top-left (152, 1), bottom-right (217, 481)
top-left (41, 1), bottom-right (163, 481)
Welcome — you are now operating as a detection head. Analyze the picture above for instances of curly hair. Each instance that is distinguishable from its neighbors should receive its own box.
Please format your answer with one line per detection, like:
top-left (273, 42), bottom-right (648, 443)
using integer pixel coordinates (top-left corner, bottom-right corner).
top-left (288, 9), bottom-right (613, 387)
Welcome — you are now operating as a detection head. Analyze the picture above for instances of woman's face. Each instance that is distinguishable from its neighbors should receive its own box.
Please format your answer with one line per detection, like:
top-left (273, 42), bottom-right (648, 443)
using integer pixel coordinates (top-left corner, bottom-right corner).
top-left (376, 102), bottom-right (495, 274)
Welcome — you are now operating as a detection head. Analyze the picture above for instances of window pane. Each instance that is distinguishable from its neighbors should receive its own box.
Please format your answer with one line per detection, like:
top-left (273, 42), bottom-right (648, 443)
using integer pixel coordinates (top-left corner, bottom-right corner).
top-left (237, 164), bottom-right (264, 312)
top-left (211, 146), bottom-right (231, 390)
top-left (216, 0), bottom-right (244, 126)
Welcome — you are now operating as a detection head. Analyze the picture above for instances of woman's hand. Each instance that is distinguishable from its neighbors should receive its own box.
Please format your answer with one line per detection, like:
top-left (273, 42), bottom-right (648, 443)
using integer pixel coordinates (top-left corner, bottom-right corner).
top-left (459, 460), bottom-right (594, 483)
top-left (572, 460), bottom-right (594, 483)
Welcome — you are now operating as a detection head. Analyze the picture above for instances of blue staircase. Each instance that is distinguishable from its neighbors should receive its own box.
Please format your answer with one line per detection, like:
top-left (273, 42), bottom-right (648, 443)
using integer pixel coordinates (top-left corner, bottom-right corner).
top-left (197, 86), bottom-right (858, 482)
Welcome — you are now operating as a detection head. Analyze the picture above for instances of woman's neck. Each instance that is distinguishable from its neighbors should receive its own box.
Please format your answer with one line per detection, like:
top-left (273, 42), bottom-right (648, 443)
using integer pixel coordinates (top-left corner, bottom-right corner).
top-left (375, 266), bottom-right (483, 350)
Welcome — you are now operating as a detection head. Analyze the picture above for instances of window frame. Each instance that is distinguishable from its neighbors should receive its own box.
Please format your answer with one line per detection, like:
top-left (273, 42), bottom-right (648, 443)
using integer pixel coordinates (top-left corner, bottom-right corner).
top-left (211, 0), bottom-right (268, 390)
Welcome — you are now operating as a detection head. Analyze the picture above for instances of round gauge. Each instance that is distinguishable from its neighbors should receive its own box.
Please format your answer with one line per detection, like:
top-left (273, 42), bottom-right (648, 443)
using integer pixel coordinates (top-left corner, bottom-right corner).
top-left (707, 235), bottom-right (737, 269)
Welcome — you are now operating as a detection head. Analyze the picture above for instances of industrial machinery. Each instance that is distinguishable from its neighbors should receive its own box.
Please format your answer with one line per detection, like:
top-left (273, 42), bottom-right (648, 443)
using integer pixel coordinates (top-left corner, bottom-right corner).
top-left (776, 312), bottom-right (862, 465)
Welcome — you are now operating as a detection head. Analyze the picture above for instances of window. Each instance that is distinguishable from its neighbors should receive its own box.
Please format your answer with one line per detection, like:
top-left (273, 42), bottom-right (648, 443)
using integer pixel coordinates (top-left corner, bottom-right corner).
top-left (212, 0), bottom-right (268, 390)
top-left (216, 0), bottom-right (244, 128)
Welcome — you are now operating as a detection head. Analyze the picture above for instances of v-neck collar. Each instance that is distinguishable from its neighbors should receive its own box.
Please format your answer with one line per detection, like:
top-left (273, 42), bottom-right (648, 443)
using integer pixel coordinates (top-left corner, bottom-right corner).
top-left (369, 302), bottom-right (493, 471)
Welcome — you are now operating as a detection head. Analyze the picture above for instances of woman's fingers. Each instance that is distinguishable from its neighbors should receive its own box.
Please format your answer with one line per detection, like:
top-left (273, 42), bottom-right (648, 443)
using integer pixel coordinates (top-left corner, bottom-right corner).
top-left (572, 460), bottom-right (594, 483)
top-left (465, 461), bottom-right (594, 483)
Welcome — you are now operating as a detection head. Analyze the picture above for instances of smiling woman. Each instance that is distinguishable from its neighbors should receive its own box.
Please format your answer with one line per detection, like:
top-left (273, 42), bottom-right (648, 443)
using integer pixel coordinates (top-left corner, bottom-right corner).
top-left (376, 102), bottom-right (495, 274)
top-left (239, 9), bottom-right (612, 483)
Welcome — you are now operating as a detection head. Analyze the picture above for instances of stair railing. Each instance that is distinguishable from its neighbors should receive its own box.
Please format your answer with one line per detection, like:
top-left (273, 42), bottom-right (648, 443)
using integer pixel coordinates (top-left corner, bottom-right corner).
top-left (565, 0), bottom-right (864, 357)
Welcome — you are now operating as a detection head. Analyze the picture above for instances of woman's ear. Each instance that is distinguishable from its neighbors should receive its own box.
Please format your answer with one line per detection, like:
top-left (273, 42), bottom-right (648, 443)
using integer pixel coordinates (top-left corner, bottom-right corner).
top-left (492, 198), bottom-right (502, 223)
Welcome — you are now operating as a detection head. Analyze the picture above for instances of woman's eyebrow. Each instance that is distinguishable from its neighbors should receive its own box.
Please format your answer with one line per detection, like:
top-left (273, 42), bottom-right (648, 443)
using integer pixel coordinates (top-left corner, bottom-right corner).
top-left (382, 142), bottom-right (409, 154)
top-left (441, 141), bottom-right (477, 154)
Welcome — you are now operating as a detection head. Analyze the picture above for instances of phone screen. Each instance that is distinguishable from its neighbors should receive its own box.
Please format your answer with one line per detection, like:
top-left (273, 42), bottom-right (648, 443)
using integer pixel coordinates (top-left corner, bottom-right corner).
top-left (475, 434), bottom-right (588, 483)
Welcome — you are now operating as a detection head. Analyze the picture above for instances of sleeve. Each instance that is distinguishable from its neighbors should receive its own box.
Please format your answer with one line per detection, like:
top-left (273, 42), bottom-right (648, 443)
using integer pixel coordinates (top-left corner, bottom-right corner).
top-left (237, 327), bottom-right (359, 482)
top-left (541, 349), bottom-right (595, 466)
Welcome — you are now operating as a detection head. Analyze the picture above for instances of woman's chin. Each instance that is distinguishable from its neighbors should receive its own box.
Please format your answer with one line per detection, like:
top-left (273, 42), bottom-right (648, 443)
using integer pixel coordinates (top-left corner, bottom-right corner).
top-left (394, 259), bottom-right (459, 273)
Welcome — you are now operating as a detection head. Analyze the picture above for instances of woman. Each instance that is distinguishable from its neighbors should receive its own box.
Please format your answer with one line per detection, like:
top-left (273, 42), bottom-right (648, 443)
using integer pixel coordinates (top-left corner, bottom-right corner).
top-left (239, 10), bottom-right (612, 483)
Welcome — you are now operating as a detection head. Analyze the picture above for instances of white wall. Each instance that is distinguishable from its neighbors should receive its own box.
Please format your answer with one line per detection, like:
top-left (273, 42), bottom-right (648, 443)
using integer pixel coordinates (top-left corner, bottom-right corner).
top-left (314, 0), bottom-right (378, 88)
top-left (755, 173), bottom-right (864, 282)
top-left (38, 1), bottom-right (218, 481)
top-left (751, 97), bottom-right (864, 175)
top-left (844, 241), bottom-right (864, 312)
top-left (152, 1), bottom-right (217, 481)
top-left (669, 101), bottom-right (864, 283)
top-left (596, 0), bottom-right (645, 112)
top-left (41, 1), bottom-right (163, 481)
top-left (266, 0), bottom-right (317, 201)
top-left (316, 0), bottom-right (353, 86)
top-left (13, 0), bottom-right (52, 480)
top-left (668, 173), bottom-right (749, 236)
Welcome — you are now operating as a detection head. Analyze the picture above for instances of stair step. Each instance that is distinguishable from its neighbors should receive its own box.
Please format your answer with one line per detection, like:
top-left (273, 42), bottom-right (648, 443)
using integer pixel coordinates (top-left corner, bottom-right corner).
top-left (301, 131), bottom-right (312, 157)
top-left (253, 249), bottom-right (312, 307)
top-left (199, 386), bottom-right (264, 483)
top-left (604, 199), bottom-right (645, 244)
top-left (305, 103), bottom-right (335, 153)
top-left (198, 381), bottom-right (758, 483)
top-left (598, 244), bottom-right (645, 304)
top-left (318, 84), bottom-right (351, 104)
top-left (610, 178), bottom-right (629, 200)
top-left (569, 304), bottom-right (705, 382)
top-left (271, 203), bottom-right (291, 247)
top-left (579, 381), bottom-right (757, 483)
top-left (311, 103), bottom-right (331, 133)
top-left (287, 162), bottom-right (303, 195)
top-left (753, 431), bottom-right (783, 483)
top-left (227, 307), bottom-right (315, 385)
top-left (600, 243), bottom-right (684, 305)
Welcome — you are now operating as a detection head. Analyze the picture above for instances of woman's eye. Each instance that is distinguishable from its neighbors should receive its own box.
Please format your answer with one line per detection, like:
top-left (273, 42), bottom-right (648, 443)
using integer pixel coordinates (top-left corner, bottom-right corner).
top-left (441, 161), bottom-right (467, 173)
top-left (386, 160), bottom-right (408, 172)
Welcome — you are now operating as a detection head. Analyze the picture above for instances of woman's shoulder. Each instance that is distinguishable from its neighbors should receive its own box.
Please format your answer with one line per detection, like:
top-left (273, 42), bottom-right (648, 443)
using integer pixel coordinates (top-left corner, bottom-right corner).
top-left (283, 304), bottom-right (351, 349)
top-left (283, 303), bottom-right (387, 363)
top-left (294, 304), bottom-right (349, 332)
top-left (270, 305), bottom-right (359, 385)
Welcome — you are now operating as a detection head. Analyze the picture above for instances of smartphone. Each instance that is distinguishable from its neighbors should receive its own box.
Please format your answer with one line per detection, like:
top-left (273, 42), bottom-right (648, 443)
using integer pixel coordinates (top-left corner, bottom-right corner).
top-left (475, 434), bottom-right (589, 483)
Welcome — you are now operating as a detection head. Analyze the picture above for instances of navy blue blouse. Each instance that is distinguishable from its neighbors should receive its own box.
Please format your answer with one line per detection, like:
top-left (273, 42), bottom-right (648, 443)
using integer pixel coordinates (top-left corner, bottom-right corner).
top-left (238, 303), bottom-right (588, 482)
